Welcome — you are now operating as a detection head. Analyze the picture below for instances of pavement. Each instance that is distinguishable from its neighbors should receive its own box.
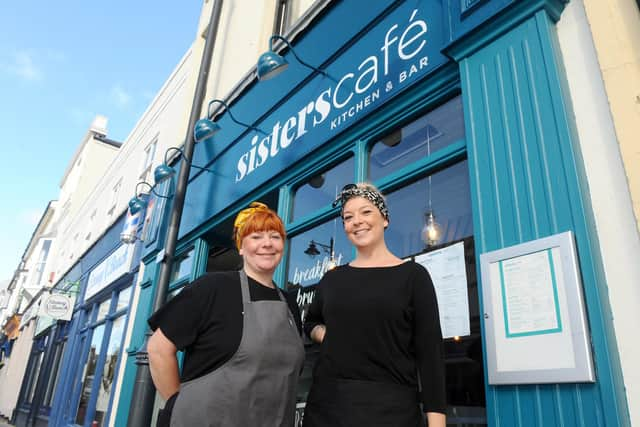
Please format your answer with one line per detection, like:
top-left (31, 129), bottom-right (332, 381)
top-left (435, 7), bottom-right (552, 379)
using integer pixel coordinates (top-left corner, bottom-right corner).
top-left (0, 416), bottom-right (13, 427)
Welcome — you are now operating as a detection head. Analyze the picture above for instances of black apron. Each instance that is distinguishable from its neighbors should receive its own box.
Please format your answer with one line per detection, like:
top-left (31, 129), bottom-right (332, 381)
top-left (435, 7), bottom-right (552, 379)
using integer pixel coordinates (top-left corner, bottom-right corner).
top-left (302, 378), bottom-right (424, 427)
top-left (169, 270), bottom-right (305, 427)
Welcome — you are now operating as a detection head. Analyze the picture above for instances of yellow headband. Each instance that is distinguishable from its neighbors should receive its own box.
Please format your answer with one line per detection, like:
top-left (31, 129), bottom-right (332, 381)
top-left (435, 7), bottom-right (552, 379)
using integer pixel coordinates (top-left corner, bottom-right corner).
top-left (233, 201), bottom-right (269, 249)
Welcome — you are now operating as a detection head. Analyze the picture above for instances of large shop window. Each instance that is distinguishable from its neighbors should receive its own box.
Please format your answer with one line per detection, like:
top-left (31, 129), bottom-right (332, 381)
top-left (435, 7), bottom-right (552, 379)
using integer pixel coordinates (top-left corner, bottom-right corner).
top-left (73, 285), bottom-right (131, 427)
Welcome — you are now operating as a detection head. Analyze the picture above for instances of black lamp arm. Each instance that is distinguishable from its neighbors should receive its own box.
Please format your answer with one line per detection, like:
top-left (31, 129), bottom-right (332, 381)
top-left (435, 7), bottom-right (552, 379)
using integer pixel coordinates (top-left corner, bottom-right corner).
top-left (135, 181), bottom-right (171, 199)
top-left (207, 99), bottom-right (266, 135)
top-left (269, 35), bottom-right (335, 81)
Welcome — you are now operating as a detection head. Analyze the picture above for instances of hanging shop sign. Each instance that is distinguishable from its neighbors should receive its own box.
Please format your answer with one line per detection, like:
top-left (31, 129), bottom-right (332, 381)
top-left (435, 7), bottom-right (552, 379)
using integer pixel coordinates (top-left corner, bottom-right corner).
top-left (38, 292), bottom-right (75, 321)
top-left (85, 244), bottom-right (134, 300)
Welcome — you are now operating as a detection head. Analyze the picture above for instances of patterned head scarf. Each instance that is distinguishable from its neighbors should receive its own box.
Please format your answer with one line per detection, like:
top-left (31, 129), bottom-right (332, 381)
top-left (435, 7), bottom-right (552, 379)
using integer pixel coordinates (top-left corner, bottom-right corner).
top-left (233, 201), bottom-right (270, 249)
top-left (332, 183), bottom-right (389, 221)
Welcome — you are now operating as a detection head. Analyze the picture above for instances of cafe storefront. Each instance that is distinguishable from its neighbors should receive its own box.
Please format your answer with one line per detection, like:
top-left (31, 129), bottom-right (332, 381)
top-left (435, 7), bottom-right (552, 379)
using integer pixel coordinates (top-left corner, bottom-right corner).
top-left (117, 1), bottom-right (631, 426)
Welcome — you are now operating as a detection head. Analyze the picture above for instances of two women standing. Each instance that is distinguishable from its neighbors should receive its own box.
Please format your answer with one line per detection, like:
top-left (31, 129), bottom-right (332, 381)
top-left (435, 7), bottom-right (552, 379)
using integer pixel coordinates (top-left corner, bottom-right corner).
top-left (147, 183), bottom-right (446, 426)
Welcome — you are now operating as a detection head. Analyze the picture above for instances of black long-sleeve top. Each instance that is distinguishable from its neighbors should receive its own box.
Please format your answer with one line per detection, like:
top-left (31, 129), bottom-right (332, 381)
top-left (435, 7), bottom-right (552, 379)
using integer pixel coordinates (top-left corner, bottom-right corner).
top-left (304, 261), bottom-right (446, 413)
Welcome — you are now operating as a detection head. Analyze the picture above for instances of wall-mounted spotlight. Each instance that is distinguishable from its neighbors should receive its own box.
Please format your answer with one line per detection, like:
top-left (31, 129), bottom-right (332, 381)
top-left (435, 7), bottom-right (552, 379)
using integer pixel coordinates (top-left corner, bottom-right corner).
top-left (154, 146), bottom-right (216, 185)
top-left (257, 35), bottom-right (334, 81)
top-left (193, 98), bottom-right (266, 144)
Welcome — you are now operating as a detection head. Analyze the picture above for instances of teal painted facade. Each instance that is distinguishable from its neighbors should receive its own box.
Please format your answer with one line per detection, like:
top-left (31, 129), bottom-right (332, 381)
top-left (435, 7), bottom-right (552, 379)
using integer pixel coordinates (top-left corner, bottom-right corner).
top-left (114, 1), bottom-right (631, 426)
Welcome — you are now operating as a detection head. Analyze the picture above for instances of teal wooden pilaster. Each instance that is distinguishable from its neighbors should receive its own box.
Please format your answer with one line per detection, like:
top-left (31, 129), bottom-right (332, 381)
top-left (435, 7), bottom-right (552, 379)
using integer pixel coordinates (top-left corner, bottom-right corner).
top-left (450, 3), bottom-right (630, 426)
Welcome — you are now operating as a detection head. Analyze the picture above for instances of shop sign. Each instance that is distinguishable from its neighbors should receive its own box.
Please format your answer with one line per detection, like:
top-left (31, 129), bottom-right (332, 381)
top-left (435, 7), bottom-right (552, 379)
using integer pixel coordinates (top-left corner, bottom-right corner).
top-left (85, 244), bottom-right (134, 300)
top-left (2, 315), bottom-right (21, 340)
top-left (233, 5), bottom-right (445, 183)
top-left (38, 293), bottom-right (75, 321)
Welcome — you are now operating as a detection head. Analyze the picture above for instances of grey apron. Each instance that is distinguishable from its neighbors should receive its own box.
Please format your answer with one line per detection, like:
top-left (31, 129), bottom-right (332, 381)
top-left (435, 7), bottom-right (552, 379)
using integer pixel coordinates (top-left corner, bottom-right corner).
top-left (170, 271), bottom-right (305, 427)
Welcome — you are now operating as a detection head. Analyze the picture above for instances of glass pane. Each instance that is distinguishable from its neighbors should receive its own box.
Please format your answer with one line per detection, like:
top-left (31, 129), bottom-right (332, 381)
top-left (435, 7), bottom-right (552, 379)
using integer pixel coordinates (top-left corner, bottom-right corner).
top-left (96, 299), bottom-right (111, 322)
top-left (170, 248), bottom-right (195, 283)
top-left (368, 97), bottom-right (465, 181)
top-left (66, 335), bottom-right (86, 416)
top-left (286, 218), bottom-right (352, 289)
top-left (292, 157), bottom-right (354, 221)
top-left (441, 237), bottom-right (486, 425)
top-left (116, 286), bottom-right (132, 312)
top-left (75, 324), bottom-right (106, 425)
top-left (81, 309), bottom-right (92, 328)
top-left (93, 316), bottom-right (126, 426)
top-left (26, 352), bottom-right (44, 403)
top-left (44, 341), bottom-right (66, 407)
top-left (384, 161), bottom-right (473, 258)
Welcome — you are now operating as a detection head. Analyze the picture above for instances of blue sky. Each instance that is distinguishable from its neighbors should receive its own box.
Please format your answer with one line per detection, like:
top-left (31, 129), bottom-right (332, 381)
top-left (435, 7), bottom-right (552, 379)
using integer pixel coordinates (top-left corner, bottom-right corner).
top-left (0, 2), bottom-right (203, 281)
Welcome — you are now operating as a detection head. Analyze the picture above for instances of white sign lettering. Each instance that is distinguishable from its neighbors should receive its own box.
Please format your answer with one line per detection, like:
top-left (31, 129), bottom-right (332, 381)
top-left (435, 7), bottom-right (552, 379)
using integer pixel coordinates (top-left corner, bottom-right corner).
top-left (235, 8), bottom-right (429, 182)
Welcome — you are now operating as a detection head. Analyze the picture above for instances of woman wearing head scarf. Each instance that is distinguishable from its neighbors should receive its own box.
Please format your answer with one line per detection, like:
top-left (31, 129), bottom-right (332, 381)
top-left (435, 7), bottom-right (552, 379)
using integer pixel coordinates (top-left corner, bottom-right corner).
top-left (147, 202), bottom-right (304, 427)
top-left (302, 183), bottom-right (446, 427)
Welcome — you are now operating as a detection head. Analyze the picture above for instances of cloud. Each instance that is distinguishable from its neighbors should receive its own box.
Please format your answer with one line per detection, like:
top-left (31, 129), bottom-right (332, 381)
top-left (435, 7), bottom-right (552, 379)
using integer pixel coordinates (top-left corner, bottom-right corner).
top-left (6, 51), bottom-right (43, 81)
top-left (110, 84), bottom-right (132, 108)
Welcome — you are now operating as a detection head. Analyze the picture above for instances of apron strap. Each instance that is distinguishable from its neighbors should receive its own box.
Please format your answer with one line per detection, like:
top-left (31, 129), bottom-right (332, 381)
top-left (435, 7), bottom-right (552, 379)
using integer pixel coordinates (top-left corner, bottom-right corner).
top-left (239, 270), bottom-right (250, 304)
top-left (239, 269), bottom-right (287, 304)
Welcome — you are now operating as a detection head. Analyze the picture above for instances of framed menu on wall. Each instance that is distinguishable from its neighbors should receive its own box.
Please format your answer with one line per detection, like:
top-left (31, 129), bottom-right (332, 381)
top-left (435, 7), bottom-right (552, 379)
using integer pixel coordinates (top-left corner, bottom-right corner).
top-left (479, 231), bottom-right (595, 385)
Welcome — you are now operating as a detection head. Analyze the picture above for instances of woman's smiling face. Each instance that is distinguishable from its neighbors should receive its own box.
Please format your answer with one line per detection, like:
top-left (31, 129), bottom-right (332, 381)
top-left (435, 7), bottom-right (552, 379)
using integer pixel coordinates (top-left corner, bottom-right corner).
top-left (342, 196), bottom-right (388, 249)
top-left (239, 230), bottom-right (284, 277)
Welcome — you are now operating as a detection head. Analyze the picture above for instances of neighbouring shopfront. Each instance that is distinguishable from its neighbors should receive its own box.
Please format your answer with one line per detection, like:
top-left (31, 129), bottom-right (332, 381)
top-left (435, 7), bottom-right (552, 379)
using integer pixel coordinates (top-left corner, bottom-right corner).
top-left (45, 213), bottom-right (140, 427)
top-left (116, 1), bottom-right (631, 426)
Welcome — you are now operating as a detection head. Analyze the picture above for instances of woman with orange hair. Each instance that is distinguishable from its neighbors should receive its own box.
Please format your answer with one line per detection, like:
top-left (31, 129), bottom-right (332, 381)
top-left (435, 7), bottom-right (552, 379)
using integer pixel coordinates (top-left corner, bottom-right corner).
top-left (147, 202), bottom-right (304, 427)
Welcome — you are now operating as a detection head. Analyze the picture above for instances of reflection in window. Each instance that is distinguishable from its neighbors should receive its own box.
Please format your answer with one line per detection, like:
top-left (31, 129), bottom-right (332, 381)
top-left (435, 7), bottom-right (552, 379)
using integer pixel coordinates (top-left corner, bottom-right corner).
top-left (76, 324), bottom-right (106, 425)
top-left (286, 219), bottom-right (351, 289)
top-left (369, 97), bottom-right (464, 181)
top-left (26, 352), bottom-right (44, 404)
top-left (116, 286), bottom-right (132, 312)
top-left (170, 248), bottom-right (195, 284)
top-left (384, 161), bottom-right (473, 258)
top-left (93, 316), bottom-right (125, 426)
top-left (81, 309), bottom-right (92, 328)
top-left (44, 340), bottom-right (66, 407)
top-left (292, 157), bottom-right (354, 222)
top-left (96, 300), bottom-right (111, 322)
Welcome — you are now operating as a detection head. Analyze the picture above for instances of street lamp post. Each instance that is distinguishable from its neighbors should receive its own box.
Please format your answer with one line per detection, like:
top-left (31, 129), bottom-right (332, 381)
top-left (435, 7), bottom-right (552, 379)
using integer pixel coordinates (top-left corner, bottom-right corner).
top-left (126, 1), bottom-right (224, 426)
